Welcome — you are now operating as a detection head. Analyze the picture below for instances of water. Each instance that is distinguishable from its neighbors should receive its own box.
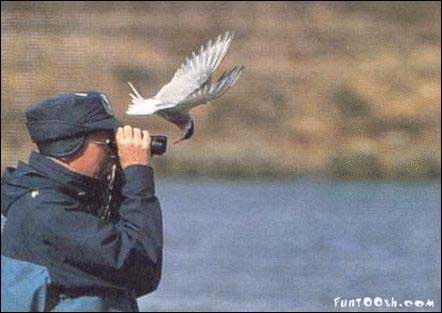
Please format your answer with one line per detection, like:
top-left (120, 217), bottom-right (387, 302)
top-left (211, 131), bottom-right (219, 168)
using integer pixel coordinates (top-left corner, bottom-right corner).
top-left (137, 179), bottom-right (441, 311)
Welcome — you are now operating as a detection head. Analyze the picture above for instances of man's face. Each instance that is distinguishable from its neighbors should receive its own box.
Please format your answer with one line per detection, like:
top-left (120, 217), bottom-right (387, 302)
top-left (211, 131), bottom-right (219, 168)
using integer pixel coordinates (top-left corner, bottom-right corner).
top-left (85, 131), bottom-right (117, 180)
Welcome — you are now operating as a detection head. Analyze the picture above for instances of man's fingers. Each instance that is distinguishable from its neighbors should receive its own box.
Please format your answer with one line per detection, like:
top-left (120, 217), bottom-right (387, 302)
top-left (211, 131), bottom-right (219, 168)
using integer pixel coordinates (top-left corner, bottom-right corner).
top-left (116, 126), bottom-right (152, 168)
top-left (133, 128), bottom-right (142, 146)
top-left (117, 126), bottom-right (150, 149)
top-left (116, 127), bottom-right (124, 142)
top-left (123, 125), bottom-right (133, 141)
top-left (142, 130), bottom-right (151, 149)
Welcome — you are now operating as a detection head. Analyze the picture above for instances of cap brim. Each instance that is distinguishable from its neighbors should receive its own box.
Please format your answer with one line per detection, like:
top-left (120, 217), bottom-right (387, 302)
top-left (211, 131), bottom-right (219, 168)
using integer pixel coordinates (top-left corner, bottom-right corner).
top-left (37, 117), bottom-right (122, 158)
top-left (86, 117), bottom-right (123, 131)
top-left (38, 136), bottom-right (86, 158)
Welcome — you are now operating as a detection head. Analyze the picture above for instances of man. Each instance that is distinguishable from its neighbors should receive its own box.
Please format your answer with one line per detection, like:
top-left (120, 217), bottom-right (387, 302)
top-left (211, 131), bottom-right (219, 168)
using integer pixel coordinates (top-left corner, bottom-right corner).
top-left (1, 91), bottom-right (163, 312)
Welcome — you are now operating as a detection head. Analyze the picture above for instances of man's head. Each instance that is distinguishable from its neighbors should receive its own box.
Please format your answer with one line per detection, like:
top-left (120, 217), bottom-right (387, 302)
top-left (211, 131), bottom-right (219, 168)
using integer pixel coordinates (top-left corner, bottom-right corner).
top-left (26, 91), bottom-right (122, 179)
top-left (51, 130), bottom-right (117, 180)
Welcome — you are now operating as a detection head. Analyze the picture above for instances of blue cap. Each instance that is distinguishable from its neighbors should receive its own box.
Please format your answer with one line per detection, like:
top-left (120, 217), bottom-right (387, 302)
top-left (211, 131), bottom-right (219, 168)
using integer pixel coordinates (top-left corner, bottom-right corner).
top-left (26, 91), bottom-right (122, 157)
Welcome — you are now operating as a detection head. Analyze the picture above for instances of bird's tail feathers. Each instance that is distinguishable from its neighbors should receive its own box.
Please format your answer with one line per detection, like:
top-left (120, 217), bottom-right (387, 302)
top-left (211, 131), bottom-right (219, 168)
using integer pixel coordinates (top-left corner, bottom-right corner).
top-left (128, 81), bottom-right (143, 100)
top-left (209, 65), bottom-right (244, 98)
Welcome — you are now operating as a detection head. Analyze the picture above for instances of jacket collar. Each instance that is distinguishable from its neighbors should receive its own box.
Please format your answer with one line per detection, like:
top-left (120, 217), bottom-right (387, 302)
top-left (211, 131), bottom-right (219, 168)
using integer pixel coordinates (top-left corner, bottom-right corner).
top-left (28, 151), bottom-right (104, 198)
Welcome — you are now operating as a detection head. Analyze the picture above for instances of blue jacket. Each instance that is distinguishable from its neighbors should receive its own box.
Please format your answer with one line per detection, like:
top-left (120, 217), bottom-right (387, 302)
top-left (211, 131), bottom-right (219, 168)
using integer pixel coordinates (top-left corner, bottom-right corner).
top-left (1, 151), bottom-right (163, 311)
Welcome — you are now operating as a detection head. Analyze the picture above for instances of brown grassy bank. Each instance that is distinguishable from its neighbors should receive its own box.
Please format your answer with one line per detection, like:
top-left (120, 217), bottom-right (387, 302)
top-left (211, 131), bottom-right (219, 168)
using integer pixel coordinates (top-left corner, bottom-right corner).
top-left (1, 1), bottom-right (440, 180)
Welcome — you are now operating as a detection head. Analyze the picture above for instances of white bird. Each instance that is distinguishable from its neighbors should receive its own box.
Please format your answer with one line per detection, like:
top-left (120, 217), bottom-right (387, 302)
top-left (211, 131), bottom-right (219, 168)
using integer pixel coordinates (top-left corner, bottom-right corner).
top-left (126, 31), bottom-right (244, 143)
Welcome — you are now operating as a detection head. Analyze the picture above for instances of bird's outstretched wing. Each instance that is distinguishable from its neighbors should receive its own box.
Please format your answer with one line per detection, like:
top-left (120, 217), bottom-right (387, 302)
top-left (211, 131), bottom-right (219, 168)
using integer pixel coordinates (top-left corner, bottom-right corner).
top-left (177, 66), bottom-right (244, 111)
top-left (154, 31), bottom-right (235, 104)
top-left (126, 32), bottom-right (235, 115)
top-left (156, 66), bottom-right (243, 143)
top-left (127, 82), bottom-right (162, 115)
top-left (126, 31), bottom-right (243, 143)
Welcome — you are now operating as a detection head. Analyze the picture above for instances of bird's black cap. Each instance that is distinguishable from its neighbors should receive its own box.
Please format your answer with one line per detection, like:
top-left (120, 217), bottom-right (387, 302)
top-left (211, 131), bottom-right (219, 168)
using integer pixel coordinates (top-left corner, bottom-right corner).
top-left (26, 91), bottom-right (122, 157)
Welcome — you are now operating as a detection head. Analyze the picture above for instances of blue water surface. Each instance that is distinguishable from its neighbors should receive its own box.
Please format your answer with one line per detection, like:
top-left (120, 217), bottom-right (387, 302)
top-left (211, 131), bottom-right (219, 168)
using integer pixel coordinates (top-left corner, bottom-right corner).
top-left (139, 179), bottom-right (441, 311)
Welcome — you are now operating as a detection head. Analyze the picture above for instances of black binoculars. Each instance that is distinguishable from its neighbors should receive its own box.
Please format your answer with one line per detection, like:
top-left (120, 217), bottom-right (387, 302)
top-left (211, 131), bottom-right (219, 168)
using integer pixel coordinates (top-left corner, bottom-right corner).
top-left (107, 135), bottom-right (167, 158)
top-left (150, 135), bottom-right (168, 156)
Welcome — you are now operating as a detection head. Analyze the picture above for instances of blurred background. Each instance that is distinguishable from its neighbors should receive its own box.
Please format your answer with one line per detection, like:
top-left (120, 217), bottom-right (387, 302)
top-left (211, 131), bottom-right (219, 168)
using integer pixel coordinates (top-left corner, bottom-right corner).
top-left (1, 1), bottom-right (441, 311)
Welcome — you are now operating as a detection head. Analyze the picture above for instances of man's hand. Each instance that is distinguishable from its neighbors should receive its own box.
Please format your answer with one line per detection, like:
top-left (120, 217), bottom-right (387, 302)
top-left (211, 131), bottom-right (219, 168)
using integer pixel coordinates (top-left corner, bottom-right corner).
top-left (116, 125), bottom-right (152, 169)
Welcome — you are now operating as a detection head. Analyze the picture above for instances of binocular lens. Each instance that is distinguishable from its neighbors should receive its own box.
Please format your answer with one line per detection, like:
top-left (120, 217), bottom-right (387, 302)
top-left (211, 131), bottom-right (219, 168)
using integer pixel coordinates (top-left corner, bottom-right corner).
top-left (150, 135), bottom-right (167, 155)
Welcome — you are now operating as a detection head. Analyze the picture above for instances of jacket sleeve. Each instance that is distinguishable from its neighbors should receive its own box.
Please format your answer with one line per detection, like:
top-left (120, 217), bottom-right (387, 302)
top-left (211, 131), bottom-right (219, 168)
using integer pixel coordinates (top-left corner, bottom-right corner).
top-left (38, 165), bottom-right (163, 297)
